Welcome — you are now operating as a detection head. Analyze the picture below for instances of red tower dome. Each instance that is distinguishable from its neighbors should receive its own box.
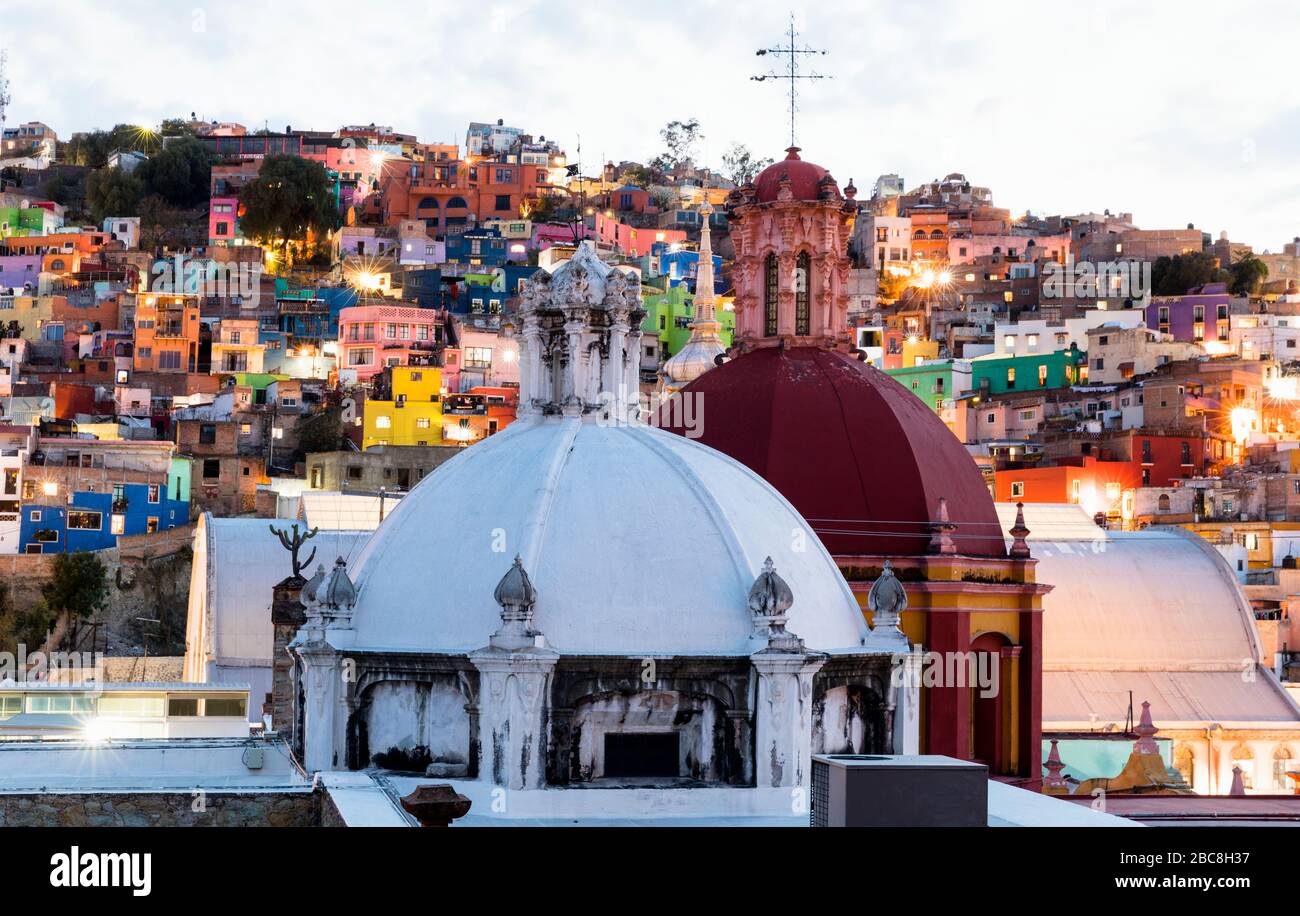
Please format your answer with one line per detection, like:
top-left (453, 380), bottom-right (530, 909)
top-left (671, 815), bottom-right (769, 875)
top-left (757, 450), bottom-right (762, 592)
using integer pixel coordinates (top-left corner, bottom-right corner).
top-left (662, 146), bottom-right (1005, 559)
top-left (661, 346), bottom-right (1006, 557)
top-left (753, 147), bottom-right (836, 203)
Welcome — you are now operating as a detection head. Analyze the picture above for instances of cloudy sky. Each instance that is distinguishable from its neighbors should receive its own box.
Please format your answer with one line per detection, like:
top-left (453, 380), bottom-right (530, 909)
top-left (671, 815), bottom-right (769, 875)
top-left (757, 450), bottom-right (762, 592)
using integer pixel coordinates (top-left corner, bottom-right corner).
top-left (6, 0), bottom-right (1298, 249)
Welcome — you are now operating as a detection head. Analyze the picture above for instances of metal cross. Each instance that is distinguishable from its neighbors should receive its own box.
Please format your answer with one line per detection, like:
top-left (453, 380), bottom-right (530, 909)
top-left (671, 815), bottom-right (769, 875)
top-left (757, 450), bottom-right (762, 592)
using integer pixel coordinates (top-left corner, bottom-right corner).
top-left (751, 15), bottom-right (830, 149)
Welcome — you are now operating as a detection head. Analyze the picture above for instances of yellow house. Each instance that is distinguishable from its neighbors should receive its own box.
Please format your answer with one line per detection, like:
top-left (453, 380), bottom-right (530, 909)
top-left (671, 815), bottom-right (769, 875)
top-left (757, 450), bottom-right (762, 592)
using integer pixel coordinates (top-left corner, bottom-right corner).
top-left (362, 366), bottom-right (444, 449)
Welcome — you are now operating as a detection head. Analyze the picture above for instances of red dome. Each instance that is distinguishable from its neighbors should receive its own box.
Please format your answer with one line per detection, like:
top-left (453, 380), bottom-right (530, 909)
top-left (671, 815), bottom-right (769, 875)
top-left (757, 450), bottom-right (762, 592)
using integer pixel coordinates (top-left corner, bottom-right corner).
top-left (753, 147), bottom-right (836, 203)
top-left (659, 347), bottom-right (1006, 558)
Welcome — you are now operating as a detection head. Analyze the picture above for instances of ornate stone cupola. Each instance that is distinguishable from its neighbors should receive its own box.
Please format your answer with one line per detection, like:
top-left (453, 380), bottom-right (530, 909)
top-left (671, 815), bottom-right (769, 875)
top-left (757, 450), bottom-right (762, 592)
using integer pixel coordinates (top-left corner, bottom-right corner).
top-left (725, 147), bottom-right (855, 353)
top-left (661, 201), bottom-right (728, 392)
top-left (515, 241), bottom-right (646, 421)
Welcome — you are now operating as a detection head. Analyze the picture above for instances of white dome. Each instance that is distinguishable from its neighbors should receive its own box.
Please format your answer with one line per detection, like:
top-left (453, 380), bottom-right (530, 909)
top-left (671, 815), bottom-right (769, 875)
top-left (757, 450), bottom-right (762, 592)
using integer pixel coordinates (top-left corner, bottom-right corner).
top-left (344, 415), bottom-right (870, 655)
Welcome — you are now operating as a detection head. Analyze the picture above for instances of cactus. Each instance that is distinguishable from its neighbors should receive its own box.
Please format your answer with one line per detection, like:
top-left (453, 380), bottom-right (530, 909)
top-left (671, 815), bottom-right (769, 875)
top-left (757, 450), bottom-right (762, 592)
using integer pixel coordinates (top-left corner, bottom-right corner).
top-left (269, 522), bottom-right (319, 578)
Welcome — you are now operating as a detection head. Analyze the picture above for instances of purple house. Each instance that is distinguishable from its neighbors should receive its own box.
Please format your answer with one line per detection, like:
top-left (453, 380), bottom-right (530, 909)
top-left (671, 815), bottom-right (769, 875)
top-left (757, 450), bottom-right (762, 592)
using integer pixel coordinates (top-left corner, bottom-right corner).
top-left (1146, 282), bottom-right (1231, 344)
top-left (0, 254), bottom-right (42, 291)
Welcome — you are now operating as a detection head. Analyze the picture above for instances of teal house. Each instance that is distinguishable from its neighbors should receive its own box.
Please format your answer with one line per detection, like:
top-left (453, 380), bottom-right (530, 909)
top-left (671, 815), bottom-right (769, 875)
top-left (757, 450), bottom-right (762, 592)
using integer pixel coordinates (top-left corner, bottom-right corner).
top-left (968, 344), bottom-right (1087, 396)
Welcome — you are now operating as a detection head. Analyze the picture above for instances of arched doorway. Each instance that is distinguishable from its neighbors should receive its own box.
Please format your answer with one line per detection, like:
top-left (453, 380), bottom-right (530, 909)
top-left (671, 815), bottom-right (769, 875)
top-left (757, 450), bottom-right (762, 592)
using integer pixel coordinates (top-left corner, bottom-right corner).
top-left (969, 632), bottom-right (1013, 775)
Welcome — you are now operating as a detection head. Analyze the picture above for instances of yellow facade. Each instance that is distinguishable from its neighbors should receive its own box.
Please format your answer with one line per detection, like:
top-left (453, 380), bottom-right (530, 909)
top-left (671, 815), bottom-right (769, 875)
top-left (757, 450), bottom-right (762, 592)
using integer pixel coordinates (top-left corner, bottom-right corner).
top-left (362, 366), bottom-right (444, 449)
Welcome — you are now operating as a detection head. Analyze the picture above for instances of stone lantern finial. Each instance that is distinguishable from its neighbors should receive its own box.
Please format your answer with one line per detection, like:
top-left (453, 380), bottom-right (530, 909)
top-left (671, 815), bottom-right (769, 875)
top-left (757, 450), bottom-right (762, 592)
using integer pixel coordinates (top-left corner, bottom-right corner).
top-left (1009, 501), bottom-right (1031, 558)
top-left (1133, 700), bottom-right (1160, 755)
top-left (867, 559), bottom-right (907, 633)
top-left (928, 496), bottom-right (958, 555)
top-left (488, 556), bottom-right (546, 651)
top-left (319, 556), bottom-right (357, 628)
top-left (748, 556), bottom-right (802, 651)
top-left (1043, 739), bottom-right (1069, 793)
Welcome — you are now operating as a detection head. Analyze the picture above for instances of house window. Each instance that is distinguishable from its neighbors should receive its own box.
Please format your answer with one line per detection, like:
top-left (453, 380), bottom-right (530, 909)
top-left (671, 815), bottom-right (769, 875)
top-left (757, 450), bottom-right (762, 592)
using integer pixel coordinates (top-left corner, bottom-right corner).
top-left (68, 511), bottom-right (103, 530)
top-left (416, 417), bottom-right (431, 429)
top-left (110, 514), bottom-right (125, 535)
top-left (1070, 479), bottom-right (1081, 504)
top-left (1010, 481), bottom-right (1025, 498)
top-left (202, 459), bottom-right (220, 479)
top-left (374, 415), bottom-right (391, 429)
top-left (199, 423), bottom-right (217, 445)
top-left (1274, 747), bottom-right (1294, 791)
top-left (1006, 367), bottom-right (1016, 388)
top-left (146, 517), bottom-right (159, 534)
top-left (1037, 364), bottom-right (1047, 386)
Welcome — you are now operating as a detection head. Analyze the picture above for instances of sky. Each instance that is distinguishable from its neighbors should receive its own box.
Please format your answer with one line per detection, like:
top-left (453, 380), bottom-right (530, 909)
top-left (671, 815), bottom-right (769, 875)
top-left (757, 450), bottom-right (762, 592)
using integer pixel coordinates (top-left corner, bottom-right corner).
top-left (4, 0), bottom-right (1299, 250)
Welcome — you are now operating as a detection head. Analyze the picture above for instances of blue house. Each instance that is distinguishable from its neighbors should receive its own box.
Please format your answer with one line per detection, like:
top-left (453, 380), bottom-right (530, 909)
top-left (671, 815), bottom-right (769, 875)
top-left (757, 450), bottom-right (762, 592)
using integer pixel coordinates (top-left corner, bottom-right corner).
top-left (445, 228), bottom-right (508, 268)
top-left (450, 265), bottom-right (534, 320)
top-left (656, 245), bottom-right (724, 294)
top-left (18, 475), bottom-right (190, 554)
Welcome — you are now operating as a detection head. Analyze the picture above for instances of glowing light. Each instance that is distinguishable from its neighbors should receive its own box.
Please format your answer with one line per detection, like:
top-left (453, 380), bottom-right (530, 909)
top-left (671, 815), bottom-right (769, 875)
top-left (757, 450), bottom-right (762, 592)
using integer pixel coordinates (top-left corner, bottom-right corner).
top-left (937, 270), bottom-right (952, 285)
top-left (82, 717), bottom-right (111, 744)
top-left (1268, 376), bottom-right (1300, 401)
top-left (42, 481), bottom-right (58, 496)
top-left (500, 349), bottom-right (517, 363)
top-left (1231, 406), bottom-right (1258, 443)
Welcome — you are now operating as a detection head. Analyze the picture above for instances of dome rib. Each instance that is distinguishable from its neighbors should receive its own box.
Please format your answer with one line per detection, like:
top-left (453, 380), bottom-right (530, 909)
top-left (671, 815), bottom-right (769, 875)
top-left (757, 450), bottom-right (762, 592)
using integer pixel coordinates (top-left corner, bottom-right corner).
top-left (630, 426), bottom-right (755, 598)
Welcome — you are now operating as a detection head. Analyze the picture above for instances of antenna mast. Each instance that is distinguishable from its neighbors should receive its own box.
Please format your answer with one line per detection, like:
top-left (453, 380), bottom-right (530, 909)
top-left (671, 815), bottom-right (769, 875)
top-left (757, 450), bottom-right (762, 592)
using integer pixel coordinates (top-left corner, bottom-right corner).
top-left (751, 14), bottom-right (830, 149)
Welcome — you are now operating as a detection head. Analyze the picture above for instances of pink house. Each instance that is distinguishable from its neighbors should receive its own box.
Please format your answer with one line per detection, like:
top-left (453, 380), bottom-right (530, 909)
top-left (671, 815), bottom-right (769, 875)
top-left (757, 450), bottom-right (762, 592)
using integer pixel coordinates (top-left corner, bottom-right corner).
top-left (947, 233), bottom-right (1071, 267)
top-left (337, 303), bottom-right (447, 383)
top-left (208, 197), bottom-right (240, 246)
top-left (594, 214), bottom-right (686, 258)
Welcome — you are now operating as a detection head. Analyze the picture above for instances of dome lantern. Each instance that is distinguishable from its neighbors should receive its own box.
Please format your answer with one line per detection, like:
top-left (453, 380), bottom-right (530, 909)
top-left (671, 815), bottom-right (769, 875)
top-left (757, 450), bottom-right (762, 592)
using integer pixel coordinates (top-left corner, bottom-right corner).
top-left (516, 241), bottom-right (646, 422)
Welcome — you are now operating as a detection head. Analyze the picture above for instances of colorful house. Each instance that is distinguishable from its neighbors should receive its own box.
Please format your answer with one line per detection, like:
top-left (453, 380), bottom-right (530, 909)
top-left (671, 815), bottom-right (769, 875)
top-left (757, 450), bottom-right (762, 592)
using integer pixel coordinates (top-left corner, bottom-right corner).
top-left (642, 285), bottom-right (735, 362)
top-left (886, 359), bottom-right (973, 414)
top-left (336, 303), bottom-right (445, 384)
top-left (968, 344), bottom-right (1087, 396)
top-left (362, 365), bottom-right (444, 449)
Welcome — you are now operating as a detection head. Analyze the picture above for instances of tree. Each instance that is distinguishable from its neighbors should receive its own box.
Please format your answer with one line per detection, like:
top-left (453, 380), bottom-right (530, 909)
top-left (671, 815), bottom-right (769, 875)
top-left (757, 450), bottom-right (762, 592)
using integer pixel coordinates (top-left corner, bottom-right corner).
top-left (296, 407), bottom-right (343, 456)
top-left (650, 118), bottom-right (703, 174)
top-left (41, 551), bottom-right (109, 650)
top-left (137, 194), bottom-right (183, 251)
top-left (1150, 251), bottom-right (1227, 296)
top-left (136, 135), bottom-right (214, 209)
top-left (40, 173), bottom-right (77, 207)
top-left (238, 154), bottom-right (342, 259)
top-left (618, 163), bottom-right (658, 188)
top-left (62, 124), bottom-right (148, 168)
top-left (1228, 254), bottom-right (1268, 297)
top-left (86, 166), bottom-right (144, 221)
top-left (720, 143), bottom-right (773, 186)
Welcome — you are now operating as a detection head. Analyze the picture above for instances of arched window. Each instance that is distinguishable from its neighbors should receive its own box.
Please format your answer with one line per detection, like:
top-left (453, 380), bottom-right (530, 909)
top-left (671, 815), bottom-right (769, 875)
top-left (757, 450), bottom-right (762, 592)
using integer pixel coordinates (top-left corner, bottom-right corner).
top-left (1158, 494), bottom-right (1171, 511)
top-left (930, 229), bottom-right (944, 239)
top-left (795, 252), bottom-right (811, 336)
top-left (764, 253), bottom-right (778, 337)
top-left (416, 197), bottom-right (439, 211)
top-left (913, 229), bottom-right (925, 239)
top-left (446, 196), bottom-right (469, 210)
top-left (1274, 745), bottom-right (1294, 792)
top-left (1231, 744), bottom-right (1255, 790)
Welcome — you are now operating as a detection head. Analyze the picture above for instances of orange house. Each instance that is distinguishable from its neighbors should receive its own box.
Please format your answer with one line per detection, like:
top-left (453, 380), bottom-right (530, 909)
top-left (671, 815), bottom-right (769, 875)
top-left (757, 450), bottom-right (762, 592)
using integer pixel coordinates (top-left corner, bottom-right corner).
top-left (994, 456), bottom-right (1143, 525)
top-left (133, 294), bottom-right (201, 374)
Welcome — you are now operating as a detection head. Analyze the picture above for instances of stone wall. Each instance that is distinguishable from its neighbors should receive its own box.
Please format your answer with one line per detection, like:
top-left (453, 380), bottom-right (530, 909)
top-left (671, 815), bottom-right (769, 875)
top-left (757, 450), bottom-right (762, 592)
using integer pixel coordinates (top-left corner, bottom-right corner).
top-left (0, 790), bottom-right (318, 827)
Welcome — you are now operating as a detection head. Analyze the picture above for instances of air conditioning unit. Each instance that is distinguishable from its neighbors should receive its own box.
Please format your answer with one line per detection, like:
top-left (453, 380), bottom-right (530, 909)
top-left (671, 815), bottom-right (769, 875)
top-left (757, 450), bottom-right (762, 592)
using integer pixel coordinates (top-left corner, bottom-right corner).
top-left (810, 755), bottom-right (987, 827)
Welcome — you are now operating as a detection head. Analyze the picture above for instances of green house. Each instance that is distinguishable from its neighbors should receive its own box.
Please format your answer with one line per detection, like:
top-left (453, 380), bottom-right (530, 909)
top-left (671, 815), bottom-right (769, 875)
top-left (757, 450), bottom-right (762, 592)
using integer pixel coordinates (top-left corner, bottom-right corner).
top-left (885, 359), bottom-right (973, 413)
top-left (968, 344), bottom-right (1087, 396)
top-left (641, 285), bottom-right (735, 359)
